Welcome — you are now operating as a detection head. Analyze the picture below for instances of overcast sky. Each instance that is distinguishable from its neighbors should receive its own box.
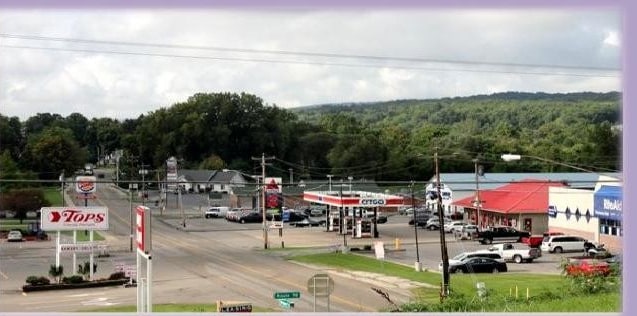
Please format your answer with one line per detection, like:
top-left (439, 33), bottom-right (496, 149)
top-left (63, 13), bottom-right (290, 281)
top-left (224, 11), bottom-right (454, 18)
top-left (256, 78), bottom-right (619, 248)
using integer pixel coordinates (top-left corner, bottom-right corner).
top-left (0, 8), bottom-right (621, 121)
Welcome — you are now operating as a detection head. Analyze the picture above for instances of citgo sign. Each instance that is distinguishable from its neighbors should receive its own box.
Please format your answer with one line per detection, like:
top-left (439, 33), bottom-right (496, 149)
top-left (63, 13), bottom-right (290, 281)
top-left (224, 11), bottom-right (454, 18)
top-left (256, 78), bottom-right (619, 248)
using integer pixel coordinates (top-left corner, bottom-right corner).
top-left (360, 199), bottom-right (386, 206)
top-left (40, 207), bottom-right (109, 231)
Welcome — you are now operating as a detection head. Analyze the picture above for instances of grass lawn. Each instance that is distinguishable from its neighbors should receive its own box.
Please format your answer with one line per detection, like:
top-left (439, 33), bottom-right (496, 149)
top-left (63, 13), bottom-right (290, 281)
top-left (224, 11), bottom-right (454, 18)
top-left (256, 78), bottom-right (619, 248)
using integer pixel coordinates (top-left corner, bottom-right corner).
top-left (43, 186), bottom-right (64, 206)
top-left (289, 252), bottom-right (621, 312)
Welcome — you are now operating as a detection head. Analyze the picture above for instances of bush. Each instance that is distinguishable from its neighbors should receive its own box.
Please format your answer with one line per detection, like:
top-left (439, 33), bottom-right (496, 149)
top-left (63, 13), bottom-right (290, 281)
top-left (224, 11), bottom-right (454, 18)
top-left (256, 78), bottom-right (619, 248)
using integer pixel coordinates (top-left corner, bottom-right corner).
top-left (26, 276), bottom-right (51, 286)
top-left (62, 275), bottom-right (86, 284)
top-left (363, 245), bottom-right (372, 251)
top-left (108, 271), bottom-right (126, 280)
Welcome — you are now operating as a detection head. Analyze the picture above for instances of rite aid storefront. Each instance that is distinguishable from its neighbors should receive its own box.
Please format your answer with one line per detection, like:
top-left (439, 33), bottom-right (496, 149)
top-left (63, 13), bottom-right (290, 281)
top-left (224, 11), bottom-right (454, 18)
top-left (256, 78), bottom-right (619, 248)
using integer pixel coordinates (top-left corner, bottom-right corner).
top-left (594, 185), bottom-right (623, 251)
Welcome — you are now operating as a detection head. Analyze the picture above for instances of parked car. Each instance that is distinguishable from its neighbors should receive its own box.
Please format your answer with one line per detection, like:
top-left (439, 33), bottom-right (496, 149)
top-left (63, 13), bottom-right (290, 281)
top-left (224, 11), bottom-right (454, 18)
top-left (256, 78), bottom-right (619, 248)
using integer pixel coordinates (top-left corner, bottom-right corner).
top-left (473, 226), bottom-right (531, 244)
top-left (453, 224), bottom-right (478, 240)
top-left (448, 257), bottom-right (508, 274)
top-left (372, 214), bottom-right (388, 224)
top-left (439, 251), bottom-right (505, 271)
top-left (486, 243), bottom-right (541, 263)
top-left (205, 206), bottom-right (230, 218)
top-left (267, 211), bottom-right (308, 223)
top-left (7, 230), bottom-right (23, 242)
top-left (293, 218), bottom-right (326, 227)
top-left (522, 231), bottom-right (564, 248)
top-left (237, 211), bottom-right (263, 224)
top-left (443, 221), bottom-right (466, 233)
top-left (540, 235), bottom-right (587, 253)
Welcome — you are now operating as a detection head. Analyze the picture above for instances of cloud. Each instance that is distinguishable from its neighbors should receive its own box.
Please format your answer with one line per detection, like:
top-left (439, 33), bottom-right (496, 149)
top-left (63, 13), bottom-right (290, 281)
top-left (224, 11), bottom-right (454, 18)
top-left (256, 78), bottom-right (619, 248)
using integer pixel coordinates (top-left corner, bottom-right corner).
top-left (0, 9), bottom-right (621, 121)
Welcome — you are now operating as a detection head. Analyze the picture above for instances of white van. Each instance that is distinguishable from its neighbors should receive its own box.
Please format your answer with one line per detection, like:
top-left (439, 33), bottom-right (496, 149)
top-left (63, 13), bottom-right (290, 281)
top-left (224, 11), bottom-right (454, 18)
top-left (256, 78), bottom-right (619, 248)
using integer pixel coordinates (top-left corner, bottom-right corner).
top-left (540, 235), bottom-right (587, 253)
top-left (204, 207), bottom-right (230, 218)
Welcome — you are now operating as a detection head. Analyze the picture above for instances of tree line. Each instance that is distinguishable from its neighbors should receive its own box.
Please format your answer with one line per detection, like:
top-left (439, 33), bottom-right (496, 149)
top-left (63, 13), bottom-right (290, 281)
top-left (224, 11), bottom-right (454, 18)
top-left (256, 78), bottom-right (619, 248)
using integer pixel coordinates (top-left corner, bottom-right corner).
top-left (0, 91), bottom-right (621, 192)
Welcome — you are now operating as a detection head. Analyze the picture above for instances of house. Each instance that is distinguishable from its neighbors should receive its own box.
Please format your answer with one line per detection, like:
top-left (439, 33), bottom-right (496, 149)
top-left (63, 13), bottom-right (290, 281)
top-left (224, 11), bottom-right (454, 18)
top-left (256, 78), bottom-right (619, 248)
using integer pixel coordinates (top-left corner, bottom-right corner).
top-left (166, 169), bottom-right (249, 194)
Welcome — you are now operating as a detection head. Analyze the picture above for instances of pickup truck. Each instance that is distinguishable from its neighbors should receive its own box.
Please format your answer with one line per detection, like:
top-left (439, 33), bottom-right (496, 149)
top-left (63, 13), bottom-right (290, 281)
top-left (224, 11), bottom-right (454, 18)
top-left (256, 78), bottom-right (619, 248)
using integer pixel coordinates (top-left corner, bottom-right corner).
top-left (486, 243), bottom-right (541, 263)
top-left (473, 226), bottom-right (531, 245)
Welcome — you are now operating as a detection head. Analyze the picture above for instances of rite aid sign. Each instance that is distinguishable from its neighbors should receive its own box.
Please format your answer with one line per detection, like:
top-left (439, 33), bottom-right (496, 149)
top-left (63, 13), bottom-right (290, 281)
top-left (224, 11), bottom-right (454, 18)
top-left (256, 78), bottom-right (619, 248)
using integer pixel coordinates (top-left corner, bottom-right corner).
top-left (40, 207), bottom-right (109, 231)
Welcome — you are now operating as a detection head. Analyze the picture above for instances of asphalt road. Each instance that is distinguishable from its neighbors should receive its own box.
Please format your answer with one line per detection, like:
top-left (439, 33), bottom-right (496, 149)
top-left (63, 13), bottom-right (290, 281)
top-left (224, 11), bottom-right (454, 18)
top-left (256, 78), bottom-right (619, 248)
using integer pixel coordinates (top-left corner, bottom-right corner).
top-left (0, 175), bottom-right (579, 313)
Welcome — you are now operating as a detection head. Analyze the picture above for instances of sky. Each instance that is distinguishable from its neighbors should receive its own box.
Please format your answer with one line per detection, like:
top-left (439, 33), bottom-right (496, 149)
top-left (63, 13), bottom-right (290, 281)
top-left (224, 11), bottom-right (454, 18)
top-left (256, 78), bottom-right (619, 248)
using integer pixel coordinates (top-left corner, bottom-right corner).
top-left (0, 8), bottom-right (622, 121)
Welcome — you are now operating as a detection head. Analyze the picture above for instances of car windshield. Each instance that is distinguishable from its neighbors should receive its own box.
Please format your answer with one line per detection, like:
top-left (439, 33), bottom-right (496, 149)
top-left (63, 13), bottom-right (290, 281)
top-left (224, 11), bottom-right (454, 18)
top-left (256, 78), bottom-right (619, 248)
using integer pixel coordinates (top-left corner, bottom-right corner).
top-left (452, 253), bottom-right (467, 260)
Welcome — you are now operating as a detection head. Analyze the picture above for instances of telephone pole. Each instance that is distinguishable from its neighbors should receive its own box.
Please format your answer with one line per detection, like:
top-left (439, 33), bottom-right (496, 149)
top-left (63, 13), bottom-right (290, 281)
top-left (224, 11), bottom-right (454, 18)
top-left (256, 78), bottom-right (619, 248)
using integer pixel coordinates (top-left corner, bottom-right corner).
top-left (252, 153), bottom-right (275, 249)
top-left (435, 147), bottom-right (450, 298)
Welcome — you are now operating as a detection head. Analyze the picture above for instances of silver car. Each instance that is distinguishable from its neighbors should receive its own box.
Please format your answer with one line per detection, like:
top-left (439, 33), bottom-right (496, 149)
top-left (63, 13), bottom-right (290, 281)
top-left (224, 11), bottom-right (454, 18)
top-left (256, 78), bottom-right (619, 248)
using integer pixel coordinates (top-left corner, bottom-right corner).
top-left (7, 230), bottom-right (23, 242)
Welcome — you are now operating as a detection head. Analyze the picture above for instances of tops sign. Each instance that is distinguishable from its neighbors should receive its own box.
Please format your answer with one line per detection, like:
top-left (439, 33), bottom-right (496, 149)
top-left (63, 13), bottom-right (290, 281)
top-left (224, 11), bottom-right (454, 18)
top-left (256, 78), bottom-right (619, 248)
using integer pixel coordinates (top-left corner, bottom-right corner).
top-left (40, 207), bottom-right (109, 231)
top-left (75, 176), bottom-right (97, 194)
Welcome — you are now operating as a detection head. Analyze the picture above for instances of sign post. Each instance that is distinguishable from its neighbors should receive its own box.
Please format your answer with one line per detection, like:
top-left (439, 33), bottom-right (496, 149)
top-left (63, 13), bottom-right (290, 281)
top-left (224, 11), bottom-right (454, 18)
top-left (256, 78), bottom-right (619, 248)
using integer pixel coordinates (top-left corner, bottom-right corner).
top-left (136, 205), bottom-right (152, 313)
top-left (307, 273), bottom-right (335, 312)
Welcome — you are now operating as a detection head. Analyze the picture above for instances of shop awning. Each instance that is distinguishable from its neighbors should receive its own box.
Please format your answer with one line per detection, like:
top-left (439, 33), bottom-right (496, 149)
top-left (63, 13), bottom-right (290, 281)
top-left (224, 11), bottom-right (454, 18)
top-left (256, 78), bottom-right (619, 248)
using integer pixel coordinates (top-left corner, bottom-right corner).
top-left (594, 185), bottom-right (622, 221)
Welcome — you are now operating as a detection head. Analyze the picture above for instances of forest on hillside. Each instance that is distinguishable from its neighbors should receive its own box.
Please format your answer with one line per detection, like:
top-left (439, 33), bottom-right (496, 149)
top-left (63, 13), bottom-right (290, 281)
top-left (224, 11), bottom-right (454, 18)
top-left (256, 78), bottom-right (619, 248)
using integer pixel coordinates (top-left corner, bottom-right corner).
top-left (0, 91), bottom-right (621, 188)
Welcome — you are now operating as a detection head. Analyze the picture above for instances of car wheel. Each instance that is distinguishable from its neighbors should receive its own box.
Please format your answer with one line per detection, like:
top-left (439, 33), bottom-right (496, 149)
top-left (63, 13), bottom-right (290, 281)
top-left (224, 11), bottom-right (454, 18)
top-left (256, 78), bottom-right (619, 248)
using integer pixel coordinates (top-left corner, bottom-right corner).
top-left (492, 267), bottom-right (499, 274)
top-left (457, 268), bottom-right (464, 274)
top-left (513, 255), bottom-right (523, 264)
top-left (554, 247), bottom-right (563, 253)
top-left (240, 219), bottom-right (246, 224)
top-left (487, 238), bottom-right (493, 244)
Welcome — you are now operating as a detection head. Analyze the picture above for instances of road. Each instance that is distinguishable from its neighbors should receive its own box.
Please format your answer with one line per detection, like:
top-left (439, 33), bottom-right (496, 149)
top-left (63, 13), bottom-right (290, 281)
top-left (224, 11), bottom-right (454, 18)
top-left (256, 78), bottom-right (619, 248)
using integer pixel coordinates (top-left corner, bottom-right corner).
top-left (0, 180), bottom-right (419, 312)
top-left (1, 172), bottom-right (578, 312)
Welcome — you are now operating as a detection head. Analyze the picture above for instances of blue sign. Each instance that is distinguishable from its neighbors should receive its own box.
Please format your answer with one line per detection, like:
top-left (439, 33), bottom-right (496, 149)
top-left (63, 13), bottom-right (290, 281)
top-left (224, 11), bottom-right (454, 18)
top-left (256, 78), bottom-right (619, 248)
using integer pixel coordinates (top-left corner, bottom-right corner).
top-left (547, 205), bottom-right (557, 218)
top-left (593, 185), bottom-right (622, 221)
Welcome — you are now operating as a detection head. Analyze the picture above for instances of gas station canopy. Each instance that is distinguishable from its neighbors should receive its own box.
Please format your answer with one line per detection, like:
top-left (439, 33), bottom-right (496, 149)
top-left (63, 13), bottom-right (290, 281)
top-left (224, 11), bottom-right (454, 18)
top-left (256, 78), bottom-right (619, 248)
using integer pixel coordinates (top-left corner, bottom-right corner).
top-left (303, 191), bottom-right (404, 208)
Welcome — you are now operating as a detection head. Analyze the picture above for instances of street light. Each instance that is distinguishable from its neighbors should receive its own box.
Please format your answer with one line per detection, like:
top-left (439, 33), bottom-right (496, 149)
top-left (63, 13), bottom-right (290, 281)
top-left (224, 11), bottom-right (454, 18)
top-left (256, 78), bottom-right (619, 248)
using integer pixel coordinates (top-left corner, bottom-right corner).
top-left (501, 154), bottom-right (602, 173)
top-left (347, 176), bottom-right (353, 193)
top-left (327, 174), bottom-right (333, 192)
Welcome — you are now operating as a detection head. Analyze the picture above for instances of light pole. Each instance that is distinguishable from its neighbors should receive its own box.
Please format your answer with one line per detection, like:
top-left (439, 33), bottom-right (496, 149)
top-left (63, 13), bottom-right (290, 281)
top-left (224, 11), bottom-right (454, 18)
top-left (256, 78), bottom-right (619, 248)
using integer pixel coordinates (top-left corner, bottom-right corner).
top-left (411, 181), bottom-right (421, 271)
top-left (139, 167), bottom-right (149, 206)
top-left (435, 148), bottom-right (450, 298)
top-left (327, 174), bottom-right (333, 192)
top-left (501, 154), bottom-right (604, 173)
top-left (348, 176), bottom-right (353, 193)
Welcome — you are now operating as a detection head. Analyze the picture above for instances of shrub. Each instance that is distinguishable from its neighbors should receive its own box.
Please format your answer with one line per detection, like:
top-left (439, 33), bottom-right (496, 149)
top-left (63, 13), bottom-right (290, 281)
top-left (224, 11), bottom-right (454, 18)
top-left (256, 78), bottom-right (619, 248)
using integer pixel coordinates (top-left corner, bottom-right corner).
top-left (109, 271), bottom-right (126, 280)
top-left (363, 245), bottom-right (372, 251)
top-left (48, 264), bottom-right (64, 283)
top-left (62, 275), bottom-right (85, 284)
top-left (26, 276), bottom-right (50, 286)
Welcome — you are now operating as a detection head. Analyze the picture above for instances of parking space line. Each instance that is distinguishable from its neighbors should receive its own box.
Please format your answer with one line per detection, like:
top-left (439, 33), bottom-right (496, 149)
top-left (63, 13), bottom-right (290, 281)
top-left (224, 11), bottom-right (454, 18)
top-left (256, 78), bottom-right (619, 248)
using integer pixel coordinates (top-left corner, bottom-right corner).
top-left (0, 269), bottom-right (8, 279)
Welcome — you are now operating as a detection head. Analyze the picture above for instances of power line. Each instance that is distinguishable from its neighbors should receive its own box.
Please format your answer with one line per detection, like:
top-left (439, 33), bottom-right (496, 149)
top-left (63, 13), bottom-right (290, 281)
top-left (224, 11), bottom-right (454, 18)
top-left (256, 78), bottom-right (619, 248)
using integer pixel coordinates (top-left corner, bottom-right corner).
top-left (0, 39), bottom-right (619, 78)
top-left (0, 33), bottom-right (620, 72)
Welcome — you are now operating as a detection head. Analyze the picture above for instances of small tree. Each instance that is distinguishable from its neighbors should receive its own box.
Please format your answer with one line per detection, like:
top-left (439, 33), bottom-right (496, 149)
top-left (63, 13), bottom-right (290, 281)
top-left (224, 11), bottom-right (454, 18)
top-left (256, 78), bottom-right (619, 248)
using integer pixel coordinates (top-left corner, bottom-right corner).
top-left (48, 265), bottom-right (64, 283)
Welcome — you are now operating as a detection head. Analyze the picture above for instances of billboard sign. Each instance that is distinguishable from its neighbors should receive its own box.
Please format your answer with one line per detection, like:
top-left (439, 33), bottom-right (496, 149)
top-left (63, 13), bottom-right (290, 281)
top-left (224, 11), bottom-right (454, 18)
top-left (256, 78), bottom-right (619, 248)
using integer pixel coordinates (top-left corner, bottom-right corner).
top-left (41, 207), bottom-right (109, 231)
top-left (75, 176), bottom-right (97, 194)
top-left (264, 177), bottom-right (283, 213)
top-left (166, 157), bottom-right (178, 191)
top-left (136, 205), bottom-right (152, 254)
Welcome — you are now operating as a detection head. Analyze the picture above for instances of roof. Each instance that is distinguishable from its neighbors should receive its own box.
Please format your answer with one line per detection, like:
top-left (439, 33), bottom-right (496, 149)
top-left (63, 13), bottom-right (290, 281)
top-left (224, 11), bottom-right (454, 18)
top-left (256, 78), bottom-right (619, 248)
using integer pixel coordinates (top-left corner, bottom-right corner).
top-left (430, 172), bottom-right (621, 193)
top-left (452, 179), bottom-right (567, 214)
top-left (178, 169), bottom-right (215, 183)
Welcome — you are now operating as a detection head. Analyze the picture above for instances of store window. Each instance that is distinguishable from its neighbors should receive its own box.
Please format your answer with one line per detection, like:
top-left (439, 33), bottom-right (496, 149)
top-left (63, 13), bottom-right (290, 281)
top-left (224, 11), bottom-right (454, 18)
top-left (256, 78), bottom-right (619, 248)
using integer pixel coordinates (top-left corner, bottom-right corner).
top-left (600, 219), bottom-right (622, 236)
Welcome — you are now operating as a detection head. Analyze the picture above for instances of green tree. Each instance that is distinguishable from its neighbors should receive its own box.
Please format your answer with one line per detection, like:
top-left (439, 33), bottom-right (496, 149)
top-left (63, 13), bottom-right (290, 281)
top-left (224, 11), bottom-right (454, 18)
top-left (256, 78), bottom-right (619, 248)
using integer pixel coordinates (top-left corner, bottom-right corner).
top-left (48, 264), bottom-right (64, 284)
top-left (21, 126), bottom-right (87, 179)
top-left (0, 188), bottom-right (50, 223)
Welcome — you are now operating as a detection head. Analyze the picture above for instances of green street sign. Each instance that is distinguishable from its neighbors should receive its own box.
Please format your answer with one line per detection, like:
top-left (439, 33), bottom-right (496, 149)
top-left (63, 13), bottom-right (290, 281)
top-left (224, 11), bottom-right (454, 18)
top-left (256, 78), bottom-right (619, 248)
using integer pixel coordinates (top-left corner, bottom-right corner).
top-left (274, 291), bottom-right (300, 299)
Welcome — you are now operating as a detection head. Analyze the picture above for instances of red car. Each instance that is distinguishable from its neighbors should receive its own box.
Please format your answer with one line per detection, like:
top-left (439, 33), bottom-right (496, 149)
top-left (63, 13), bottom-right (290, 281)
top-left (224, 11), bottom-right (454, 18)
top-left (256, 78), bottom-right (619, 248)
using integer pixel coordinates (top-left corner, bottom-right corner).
top-left (565, 259), bottom-right (611, 277)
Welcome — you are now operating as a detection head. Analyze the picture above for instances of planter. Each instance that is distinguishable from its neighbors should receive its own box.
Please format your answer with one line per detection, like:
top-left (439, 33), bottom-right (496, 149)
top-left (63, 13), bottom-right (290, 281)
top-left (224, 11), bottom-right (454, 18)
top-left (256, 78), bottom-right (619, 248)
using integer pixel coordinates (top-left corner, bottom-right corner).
top-left (22, 279), bottom-right (130, 292)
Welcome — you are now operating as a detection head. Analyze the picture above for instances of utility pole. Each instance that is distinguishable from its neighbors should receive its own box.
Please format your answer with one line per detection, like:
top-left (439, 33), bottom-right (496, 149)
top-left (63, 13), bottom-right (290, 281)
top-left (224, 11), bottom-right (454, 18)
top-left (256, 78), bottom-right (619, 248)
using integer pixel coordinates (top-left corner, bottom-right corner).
top-left (473, 157), bottom-right (482, 229)
top-left (435, 147), bottom-right (450, 298)
top-left (289, 168), bottom-right (293, 186)
top-left (252, 153), bottom-right (275, 249)
top-left (326, 174), bottom-right (333, 192)
top-left (411, 181), bottom-right (421, 271)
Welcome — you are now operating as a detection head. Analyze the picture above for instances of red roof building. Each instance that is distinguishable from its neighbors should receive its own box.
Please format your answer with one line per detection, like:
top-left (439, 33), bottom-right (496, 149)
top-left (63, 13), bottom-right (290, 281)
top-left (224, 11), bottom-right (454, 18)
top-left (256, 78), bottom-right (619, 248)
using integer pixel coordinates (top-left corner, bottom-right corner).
top-left (452, 179), bottom-right (566, 234)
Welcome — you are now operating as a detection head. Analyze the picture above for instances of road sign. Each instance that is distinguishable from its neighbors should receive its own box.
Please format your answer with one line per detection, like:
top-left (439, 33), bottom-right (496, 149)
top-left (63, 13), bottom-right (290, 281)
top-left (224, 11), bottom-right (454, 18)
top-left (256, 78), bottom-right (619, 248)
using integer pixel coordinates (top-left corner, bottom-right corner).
top-left (274, 291), bottom-right (300, 299)
top-left (307, 273), bottom-right (334, 297)
top-left (218, 302), bottom-right (252, 313)
top-left (58, 242), bottom-right (108, 254)
top-left (278, 299), bottom-right (294, 309)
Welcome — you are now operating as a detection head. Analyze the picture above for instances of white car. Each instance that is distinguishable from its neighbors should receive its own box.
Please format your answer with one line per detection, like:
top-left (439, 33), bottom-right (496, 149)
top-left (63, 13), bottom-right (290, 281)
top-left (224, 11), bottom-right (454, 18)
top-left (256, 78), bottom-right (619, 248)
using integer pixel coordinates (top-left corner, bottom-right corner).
top-left (540, 235), bottom-right (587, 253)
top-left (7, 230), bottom-right (23, 242)
top-left (444, 221), bottom-right (465, 233)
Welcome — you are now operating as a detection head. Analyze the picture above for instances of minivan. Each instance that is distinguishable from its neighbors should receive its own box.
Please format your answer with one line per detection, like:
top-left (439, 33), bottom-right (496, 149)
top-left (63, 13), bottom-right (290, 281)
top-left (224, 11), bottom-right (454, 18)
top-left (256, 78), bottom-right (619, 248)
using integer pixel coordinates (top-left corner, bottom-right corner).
top-left (205, 206), bottom-right (230, 218)
top-left (540, 235), bottom-right (587, 253)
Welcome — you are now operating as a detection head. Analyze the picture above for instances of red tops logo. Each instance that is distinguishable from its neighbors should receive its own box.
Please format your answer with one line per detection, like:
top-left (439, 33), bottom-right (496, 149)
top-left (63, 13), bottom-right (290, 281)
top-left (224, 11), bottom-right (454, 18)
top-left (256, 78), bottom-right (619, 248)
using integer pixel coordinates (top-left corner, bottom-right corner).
top-left (49, 210), bottom-right (105, 223)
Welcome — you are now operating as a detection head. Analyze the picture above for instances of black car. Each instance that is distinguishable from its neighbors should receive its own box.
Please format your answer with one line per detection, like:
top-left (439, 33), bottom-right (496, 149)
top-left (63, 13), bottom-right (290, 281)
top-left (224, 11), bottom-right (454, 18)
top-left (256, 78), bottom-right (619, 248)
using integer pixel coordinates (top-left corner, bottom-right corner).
top-left (449, 257), bottom-right (508, 274)
top-left (372, 215), bottom-right (388, 224)
top-left (293, 218), bottom-right (326, 227)
top-left (238, 212), bottom-right (263, 224)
